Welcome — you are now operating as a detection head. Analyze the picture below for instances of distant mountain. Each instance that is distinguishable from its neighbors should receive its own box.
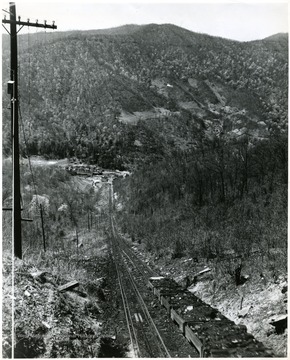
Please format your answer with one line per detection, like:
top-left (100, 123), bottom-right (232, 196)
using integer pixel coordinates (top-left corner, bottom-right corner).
top-left (262, 33), bottom-right (288, 42)
top-left (87, 24), bottom-right (143, 36)
top-left (51, 24), bottom-right (143, 37)
top-left (2, 24), bottom-right (288, 168)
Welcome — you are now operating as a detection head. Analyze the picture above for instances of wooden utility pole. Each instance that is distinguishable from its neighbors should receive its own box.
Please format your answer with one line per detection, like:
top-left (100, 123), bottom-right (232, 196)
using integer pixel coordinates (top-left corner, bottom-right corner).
top-left (2, 2), bottom-right (57, 259)
top-left (39, 204), bottom-right (46, 252)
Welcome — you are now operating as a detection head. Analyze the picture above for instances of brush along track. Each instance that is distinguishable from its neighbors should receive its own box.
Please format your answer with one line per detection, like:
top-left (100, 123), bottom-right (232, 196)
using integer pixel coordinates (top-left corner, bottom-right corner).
top-left (109, 215), bottom-right (199, 357)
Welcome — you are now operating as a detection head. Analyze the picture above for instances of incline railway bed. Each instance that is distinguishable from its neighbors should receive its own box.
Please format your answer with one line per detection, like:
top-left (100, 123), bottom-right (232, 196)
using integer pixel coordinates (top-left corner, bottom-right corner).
top-left (110, 215), bottom-right (200, 357)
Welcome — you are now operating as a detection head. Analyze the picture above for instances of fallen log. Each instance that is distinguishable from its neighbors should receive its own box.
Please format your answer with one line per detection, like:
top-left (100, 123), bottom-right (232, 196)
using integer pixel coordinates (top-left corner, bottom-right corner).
top-left (58, 280), bottom-right (79, 292)
top-left (193, 267), bottom-right (211, 278)
top-left (189, 267), bottom-right (212, 286)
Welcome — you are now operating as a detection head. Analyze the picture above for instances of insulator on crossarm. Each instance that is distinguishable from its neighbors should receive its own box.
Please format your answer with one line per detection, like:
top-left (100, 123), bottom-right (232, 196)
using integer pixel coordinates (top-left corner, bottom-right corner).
top-left (18, 16), bottom-right (20, 21)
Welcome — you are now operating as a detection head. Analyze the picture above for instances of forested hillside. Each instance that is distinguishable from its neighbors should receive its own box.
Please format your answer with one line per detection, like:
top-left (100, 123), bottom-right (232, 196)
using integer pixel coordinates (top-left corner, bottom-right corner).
top-left (2, 24), bottom-right (288, 170)
top-left (2, 23), bottom-right (288, 356)
top-left (2, 23), bottom-right (288, 262)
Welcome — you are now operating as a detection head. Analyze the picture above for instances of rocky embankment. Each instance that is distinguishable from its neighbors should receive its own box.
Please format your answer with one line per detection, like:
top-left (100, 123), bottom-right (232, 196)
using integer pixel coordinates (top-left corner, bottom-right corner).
top-left (2, 247), bottom-right (111, 358)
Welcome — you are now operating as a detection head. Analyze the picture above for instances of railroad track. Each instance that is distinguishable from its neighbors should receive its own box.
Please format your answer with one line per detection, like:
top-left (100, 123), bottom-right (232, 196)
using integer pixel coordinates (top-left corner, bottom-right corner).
top-left (112, 216), bottom-right (156, 277)
top-left (108, 184), bottom-right (199, 357)
top-left (110, 216), bottom-right (172, 357)
top-left (109, 183), bottom-right (155, 279)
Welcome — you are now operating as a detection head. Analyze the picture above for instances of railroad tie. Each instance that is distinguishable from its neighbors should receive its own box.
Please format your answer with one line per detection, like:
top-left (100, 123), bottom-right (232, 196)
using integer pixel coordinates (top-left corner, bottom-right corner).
top-left (134, 313), bottom-right (143, 323)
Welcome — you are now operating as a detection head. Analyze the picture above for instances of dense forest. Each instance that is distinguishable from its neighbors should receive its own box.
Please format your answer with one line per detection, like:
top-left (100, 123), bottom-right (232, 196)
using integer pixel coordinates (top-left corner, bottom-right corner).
top-left (115, 130), bottom-right (287, 263)
top-left (2, 24), bottom-right (288, 265)
top-left (2, 24), bottom-right (288, 168)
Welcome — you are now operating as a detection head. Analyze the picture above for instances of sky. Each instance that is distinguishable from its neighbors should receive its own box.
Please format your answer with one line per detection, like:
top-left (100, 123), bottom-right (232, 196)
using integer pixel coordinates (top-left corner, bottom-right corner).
top-left (1, 1), bottom-right (289, 42)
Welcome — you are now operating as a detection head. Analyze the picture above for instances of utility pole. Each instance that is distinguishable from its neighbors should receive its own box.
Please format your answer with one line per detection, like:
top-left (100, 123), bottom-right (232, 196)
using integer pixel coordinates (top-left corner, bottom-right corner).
top-left (39, 204), bottom-right (46, 252)
top-left (2, 2), bottom-right (57, 259)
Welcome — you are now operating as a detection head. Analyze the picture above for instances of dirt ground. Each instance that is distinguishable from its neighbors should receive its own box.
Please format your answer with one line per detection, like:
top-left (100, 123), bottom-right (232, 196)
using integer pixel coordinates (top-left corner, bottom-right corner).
top-left (2, 235), bottom-right (131, 358)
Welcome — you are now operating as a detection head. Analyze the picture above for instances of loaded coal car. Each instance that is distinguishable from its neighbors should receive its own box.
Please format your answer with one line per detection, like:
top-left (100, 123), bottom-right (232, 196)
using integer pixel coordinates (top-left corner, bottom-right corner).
top-left (148, 276), bottom-right (184, 300)
top-left (148, 276), bottom-right (273, 357)
top-left (166, 289), bottom-right (216, 336)
top-left (165, 291), bottom-right (205, 312)
top-left (189, 320), bottom-right (268, 357)
top-left (161, 291), bottom-right (201, 313)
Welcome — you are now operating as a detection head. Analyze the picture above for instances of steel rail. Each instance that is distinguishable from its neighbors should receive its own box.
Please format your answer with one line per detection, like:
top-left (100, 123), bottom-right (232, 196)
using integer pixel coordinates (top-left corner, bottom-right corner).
top-left (111, 215), bottom-right (156, 277)
top-left (110, 230), bottom-right (140, 357)
top-left (111, 218), bottom-right (172, 358)
top-left (120, 250), bottom-right (172, 358)
top-left (109, 183), bottom-right (171, 357)
top-left (114, 242), bottom-right (162, 357)
top-left (111, 218), bottom-right (153, 355)
top-left (117, 254), bottom-right (158, 357)
top-left (121, 241), bottom-right (155, 277)
top-left (111, 219), bottom-right (153, 357)
top-left (116, 262), bottom-right (140, 357)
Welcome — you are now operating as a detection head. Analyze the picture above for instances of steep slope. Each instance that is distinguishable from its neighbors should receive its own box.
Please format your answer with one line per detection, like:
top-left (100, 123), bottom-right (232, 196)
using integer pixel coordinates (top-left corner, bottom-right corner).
top-left (2, 24), bottom-right (287, 357)
top-left (2, 24), bottom-right (288, 168)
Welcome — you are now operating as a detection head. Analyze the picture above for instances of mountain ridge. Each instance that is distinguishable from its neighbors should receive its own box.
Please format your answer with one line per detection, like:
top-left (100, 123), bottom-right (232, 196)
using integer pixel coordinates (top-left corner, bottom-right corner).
top-left (2, 22), bottom-right (288, 168)
top-left (2, 23), bottom-right (287, 42)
